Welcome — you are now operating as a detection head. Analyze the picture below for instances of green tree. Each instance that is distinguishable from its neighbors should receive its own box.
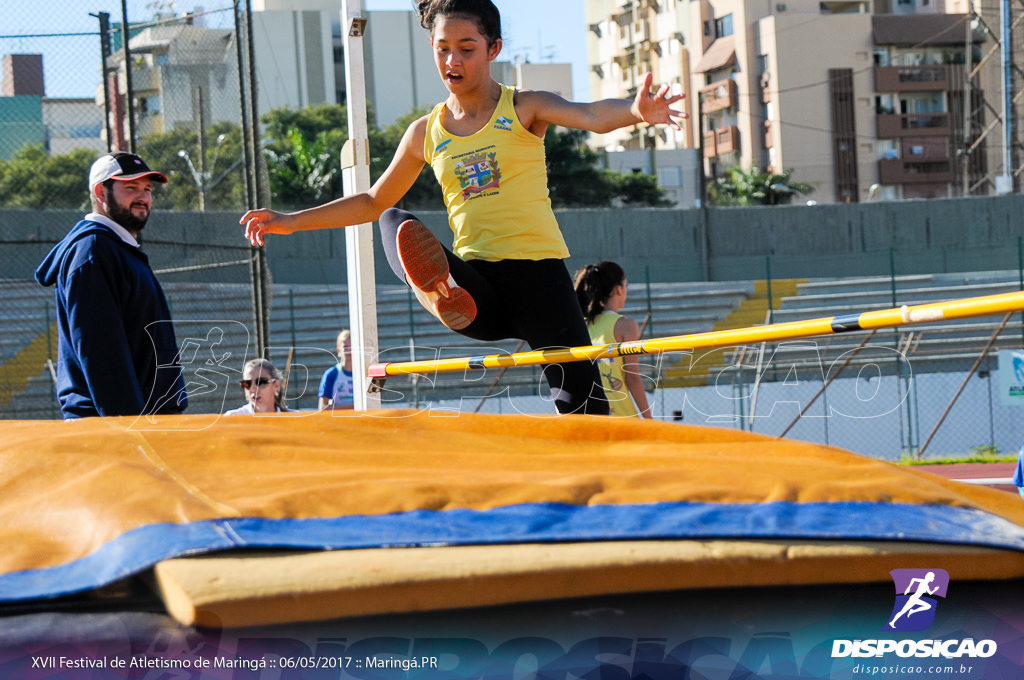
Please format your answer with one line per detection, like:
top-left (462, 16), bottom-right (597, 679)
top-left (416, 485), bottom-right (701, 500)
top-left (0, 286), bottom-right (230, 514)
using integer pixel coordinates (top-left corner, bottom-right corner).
top-left (262, 103), bottom-right (348, 153)
top-left (377, 108), bottom-right (443, 211)
top-left (708, 165), bottom-right (815, 207)
top-left (613, 170), bottom-right (673, 207)
top-left (261, 103), bottom-right (354, 209)
top-left (263, 126), bottom-right (339, 210)
top-left (0, 145), bottom-right (96, 210)
top-left (544, 128), bottom-right (670, 208)
top-left (137, 121), bottom-right (246, 211)
top-left (544, 128), bottom-right (615, 207)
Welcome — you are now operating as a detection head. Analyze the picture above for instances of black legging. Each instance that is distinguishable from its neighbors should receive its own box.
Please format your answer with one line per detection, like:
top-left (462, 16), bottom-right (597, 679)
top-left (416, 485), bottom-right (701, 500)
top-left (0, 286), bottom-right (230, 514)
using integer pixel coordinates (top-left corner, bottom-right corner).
top-left (380, 207), bottom-right (609, 415)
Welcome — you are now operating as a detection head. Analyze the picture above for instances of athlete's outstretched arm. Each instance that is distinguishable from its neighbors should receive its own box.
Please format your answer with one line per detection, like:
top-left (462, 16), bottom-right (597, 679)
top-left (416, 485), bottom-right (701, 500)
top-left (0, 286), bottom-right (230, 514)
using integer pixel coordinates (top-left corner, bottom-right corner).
top-left (516, 72), bottom-right (686, 136)
top-left (240, 117), bottom-right (428, 246)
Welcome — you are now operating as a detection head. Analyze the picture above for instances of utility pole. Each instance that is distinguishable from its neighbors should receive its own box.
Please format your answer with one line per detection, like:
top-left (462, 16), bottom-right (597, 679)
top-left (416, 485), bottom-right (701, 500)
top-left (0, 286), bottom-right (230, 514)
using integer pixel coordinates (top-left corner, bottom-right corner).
top-left (120, 0), bottom-right (136, 152)
top-left (93, 12), bottom-right (113, 152)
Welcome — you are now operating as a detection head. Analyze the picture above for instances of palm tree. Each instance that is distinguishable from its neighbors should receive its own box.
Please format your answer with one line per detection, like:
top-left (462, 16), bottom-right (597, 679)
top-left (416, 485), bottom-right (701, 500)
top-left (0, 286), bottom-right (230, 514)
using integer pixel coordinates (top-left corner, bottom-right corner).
top-left (263, 126), bottom-right (338, 210)
top-left (709, 166), bottom-right (815, 206)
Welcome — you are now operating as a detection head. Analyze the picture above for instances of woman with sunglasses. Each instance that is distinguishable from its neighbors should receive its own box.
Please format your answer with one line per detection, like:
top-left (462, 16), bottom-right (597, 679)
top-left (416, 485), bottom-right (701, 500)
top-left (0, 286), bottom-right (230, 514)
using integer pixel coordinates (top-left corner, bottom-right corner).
top-left (225, 358), bottom-right (289, 415)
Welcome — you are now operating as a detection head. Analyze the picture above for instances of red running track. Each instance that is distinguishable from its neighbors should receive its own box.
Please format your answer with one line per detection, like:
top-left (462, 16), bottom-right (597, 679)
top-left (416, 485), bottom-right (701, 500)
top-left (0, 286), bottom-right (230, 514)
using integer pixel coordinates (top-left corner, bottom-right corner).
top-left (920, 462), bottom-right (1018, 494)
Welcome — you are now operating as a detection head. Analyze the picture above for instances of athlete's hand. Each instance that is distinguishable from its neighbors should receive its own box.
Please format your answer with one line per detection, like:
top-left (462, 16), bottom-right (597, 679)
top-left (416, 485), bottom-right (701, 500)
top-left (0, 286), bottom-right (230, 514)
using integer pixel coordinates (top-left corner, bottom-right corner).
top-left (632, 72), bottom-right (687, 130)
top-left (239, 208), bottom-right (291, 246)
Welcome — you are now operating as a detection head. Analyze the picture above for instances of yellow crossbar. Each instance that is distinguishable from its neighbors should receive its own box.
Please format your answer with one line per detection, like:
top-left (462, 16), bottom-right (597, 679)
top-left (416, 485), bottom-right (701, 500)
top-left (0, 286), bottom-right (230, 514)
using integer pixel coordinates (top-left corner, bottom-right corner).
top-left (367, 290), bottom-right (1024, 380)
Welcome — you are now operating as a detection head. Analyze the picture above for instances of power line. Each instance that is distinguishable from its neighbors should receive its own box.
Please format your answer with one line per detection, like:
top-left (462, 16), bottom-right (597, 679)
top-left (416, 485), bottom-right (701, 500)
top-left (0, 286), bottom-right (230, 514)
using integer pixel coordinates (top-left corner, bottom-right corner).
top-left (0, 32), bottom-right (97, 38)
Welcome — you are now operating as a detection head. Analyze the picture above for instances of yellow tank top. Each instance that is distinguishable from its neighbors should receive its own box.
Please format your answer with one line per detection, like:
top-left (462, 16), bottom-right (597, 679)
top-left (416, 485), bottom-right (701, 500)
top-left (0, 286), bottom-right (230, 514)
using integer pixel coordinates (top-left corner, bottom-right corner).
top-left (423, 84), bottom-right (569, 261)
top-left (588, 311), bottom-right (640, 418)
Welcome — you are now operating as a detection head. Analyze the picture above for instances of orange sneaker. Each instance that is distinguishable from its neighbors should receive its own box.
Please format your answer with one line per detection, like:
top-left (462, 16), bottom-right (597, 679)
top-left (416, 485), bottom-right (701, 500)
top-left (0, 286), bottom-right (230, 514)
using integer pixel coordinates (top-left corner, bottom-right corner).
top-left (396, 219), bottom-right (477, 330)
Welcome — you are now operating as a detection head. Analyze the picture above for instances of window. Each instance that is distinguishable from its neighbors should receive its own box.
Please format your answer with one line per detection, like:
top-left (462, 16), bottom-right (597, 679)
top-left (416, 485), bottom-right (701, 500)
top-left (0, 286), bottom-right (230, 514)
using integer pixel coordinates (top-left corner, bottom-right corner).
top-left (715, 14), bottom-right (733, 38)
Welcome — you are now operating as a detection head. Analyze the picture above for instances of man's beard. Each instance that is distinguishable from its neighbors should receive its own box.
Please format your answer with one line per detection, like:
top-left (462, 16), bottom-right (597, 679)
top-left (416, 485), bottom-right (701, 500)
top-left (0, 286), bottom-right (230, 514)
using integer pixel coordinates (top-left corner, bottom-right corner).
top-left (106, 190), bottom-right (150, 233)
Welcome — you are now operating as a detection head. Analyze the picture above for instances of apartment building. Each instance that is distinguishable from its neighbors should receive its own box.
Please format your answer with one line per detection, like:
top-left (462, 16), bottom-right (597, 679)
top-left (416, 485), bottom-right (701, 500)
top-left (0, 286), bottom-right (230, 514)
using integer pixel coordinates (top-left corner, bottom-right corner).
top-left (585, 0), bottom-right (695, 152)
top-left (587, 0), bottom-right (996, 203)
top-left (105, 22), bottom-right (243, 141)
top-left (0, 54), bottom-right (105, 160)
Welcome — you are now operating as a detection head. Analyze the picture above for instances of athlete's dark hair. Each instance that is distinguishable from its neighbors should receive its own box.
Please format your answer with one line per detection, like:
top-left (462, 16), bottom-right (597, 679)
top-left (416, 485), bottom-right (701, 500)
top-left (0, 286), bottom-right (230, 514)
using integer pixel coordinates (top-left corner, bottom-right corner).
top-left (573, 261), bottom-right (626, 325)
top-left (416, 0), bottom-right (502, 47)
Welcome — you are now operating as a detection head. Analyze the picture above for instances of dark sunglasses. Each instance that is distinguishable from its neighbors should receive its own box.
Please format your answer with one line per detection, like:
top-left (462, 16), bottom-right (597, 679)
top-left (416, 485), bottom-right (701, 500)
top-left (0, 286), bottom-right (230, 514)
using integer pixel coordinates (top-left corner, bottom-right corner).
top-left (240, 377), bottom-right (273, 389)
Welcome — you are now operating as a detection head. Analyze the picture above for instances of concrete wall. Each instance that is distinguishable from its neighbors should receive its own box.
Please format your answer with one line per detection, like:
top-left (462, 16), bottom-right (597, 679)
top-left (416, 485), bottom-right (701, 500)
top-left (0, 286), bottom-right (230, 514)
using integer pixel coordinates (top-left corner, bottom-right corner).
top-left (251, 10), bottom-right (335, 112)
top-left (4, 210), bottom-right (253, 285)
top-left (365, 11), bottom-right (449, 128)
top-left (6, 195), bottom-right (1024, 287)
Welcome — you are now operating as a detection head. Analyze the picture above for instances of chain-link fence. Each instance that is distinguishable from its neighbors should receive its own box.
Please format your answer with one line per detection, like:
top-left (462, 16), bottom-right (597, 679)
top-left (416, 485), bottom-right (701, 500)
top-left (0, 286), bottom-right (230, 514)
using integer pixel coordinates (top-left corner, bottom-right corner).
top-left (3, 3), bottom-right (1024, 465)
top-left (0, 1), bottom-right (268, 418)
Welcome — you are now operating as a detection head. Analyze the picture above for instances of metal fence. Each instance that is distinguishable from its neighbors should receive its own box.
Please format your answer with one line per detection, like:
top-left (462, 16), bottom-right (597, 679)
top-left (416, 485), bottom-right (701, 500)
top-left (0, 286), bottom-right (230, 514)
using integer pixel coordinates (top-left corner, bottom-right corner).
top-left (2, 3), bottom-right (1024, 464)
top-left (0, 1), bottom-right (270, 418)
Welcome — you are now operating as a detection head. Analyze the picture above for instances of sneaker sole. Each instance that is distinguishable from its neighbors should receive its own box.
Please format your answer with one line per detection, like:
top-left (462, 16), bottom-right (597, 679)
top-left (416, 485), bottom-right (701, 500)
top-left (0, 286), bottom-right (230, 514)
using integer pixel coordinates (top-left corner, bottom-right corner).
top-left (397, 220), bottom-right (477, 331)
top-left (397, 220), bottom-right (449, 293)
top-left (435, 288), bottom-right (477, 330)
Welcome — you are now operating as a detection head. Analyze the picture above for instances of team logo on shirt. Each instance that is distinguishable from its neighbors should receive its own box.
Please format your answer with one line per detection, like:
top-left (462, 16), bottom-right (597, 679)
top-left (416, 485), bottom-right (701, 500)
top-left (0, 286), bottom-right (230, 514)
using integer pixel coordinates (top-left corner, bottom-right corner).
top-left (493, 115), bottom-right (513, 132)
top-left (454, 151), bottom-right (501, 199)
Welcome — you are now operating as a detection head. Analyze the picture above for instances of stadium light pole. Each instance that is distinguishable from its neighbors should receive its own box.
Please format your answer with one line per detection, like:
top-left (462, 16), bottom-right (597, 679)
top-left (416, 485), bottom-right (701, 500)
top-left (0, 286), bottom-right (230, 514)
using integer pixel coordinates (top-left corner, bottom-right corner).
top-left (177, 135), bottom-right (238, 211)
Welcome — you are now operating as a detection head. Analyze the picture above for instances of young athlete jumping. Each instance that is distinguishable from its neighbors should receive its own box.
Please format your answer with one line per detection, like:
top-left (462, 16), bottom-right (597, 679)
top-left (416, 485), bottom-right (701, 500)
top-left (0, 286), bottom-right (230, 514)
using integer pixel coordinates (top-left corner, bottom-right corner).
top-left (240, 0), bottom-right (685, 415)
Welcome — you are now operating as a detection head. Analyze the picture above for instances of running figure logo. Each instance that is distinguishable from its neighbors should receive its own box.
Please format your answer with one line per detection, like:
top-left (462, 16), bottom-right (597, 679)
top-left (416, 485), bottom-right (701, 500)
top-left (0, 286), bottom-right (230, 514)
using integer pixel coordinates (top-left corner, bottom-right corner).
top-left (884, 568), bottom-right (950, 632)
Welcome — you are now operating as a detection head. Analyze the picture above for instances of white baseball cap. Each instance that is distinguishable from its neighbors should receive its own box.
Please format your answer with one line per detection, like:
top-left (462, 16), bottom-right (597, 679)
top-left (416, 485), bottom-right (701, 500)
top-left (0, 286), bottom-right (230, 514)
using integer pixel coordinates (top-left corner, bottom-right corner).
top-left (89, 152), bottom-right (168, 191)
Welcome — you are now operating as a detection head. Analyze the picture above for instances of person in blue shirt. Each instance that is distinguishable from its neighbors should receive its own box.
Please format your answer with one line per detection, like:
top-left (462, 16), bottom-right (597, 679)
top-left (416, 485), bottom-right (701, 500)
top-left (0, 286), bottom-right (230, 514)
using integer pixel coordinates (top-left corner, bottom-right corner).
top-left (34, 152), bottom-right (187, 419)
top-left (1013, 440), bottom-right (1024, 499)
top-left (318, 329), bottom-right (354, 411)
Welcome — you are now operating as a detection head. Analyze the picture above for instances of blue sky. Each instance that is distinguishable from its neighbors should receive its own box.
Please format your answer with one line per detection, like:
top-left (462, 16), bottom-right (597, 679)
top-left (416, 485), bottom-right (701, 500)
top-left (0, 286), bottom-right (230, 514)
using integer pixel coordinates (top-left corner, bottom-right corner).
top-left (0, 0), bottom-right (589, 101)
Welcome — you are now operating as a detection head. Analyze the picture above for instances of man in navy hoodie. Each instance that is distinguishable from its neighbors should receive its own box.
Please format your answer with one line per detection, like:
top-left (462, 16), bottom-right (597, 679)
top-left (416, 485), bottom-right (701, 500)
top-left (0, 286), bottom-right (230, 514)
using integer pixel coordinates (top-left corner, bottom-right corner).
top-left (35, 152), bottom-right (188, 418)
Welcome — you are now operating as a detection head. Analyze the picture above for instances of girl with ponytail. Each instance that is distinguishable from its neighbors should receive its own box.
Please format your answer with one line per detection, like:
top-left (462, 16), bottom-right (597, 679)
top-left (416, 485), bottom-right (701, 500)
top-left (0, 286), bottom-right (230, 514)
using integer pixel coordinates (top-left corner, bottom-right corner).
top-left (574, 262), bottom-right (653, 419)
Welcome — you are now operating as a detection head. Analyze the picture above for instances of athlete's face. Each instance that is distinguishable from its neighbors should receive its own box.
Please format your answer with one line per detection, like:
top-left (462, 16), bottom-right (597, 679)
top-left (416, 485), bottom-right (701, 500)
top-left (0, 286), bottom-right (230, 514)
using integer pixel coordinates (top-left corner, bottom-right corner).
top-left (337, 335), bottom-right (351, 362)
top-left (606, 278), bottom-right (628, 312)
top-left (431, 16), bottom-right (501, 92)
top-left (100, 178), bottom-right (154, 234)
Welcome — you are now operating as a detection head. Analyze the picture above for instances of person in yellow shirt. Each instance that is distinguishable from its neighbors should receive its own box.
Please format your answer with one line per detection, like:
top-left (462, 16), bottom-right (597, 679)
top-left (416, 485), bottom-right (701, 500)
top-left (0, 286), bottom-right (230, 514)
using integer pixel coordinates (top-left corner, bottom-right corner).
top-left (574, 262), bottom-right (653, 419)
top-left (240, 0), bottom-right (685, 415)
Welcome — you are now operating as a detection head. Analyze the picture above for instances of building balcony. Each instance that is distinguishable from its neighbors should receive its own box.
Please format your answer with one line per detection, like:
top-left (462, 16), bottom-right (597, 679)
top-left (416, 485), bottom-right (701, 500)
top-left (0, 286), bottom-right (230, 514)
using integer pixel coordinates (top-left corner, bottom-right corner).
top-left (700, 79), bottom-right (737, 114)
top-left (900, 137), bottom-right (949, 162)
top-left (716, 125), bottom-right (739, 154)
top-left (120, 66), bottom-right (160, 95)
top-left (879, 158), bottom-right (954, 184)
top-left (876, 112), bottom-right (950, 138)
top-left (874, 65), bottom-right (952, 93)
top-left (703, 130), bottom-right (717, 158)
top-left (704, 125), bottom-right (739, 157)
